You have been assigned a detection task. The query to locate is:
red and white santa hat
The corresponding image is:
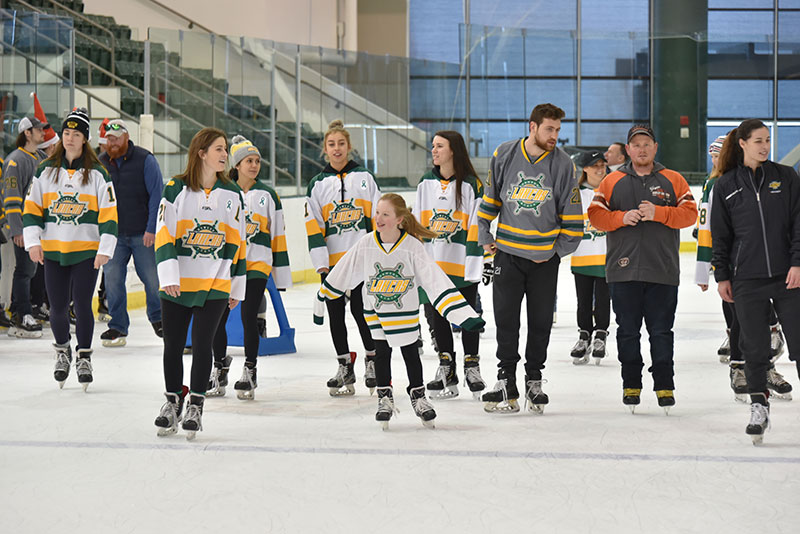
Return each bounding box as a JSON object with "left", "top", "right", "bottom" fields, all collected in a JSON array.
[
  {"left": 98, "top": 117, "right": 110, "bottom": 145},
  {"left": 31, "top": 92, "right": 59, "bottom": 149}
]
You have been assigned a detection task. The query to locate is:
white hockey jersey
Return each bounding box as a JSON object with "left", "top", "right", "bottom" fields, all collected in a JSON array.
[
  {"left": 242, "top": 182, "right": 292, "bottom": 289},
  {"left": 313, "top": 231, "right": 485, "bottom": 347},
  {"left": 570, "top": 186, "right": 607, "bottom": 278}
]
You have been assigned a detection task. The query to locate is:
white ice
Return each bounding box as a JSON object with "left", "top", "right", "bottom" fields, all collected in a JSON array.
[{"left": 1, "top": 253, "right": 799, "bottom": 534}]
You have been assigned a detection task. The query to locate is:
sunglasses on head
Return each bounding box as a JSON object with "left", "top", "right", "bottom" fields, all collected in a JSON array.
[{"left": 103, "top": 123, "right": 125, "bottom": 132}]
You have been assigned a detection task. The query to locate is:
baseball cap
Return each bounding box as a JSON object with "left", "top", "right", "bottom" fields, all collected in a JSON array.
[
  {"left": 103, "top": 119, "right": 128, "bottom": 137},
  {"left": 18, "top": 116, "right": 48, "bottom": 133},
  {"left": 627, "top": 124, "right": 656, "bottom": 143},
  {"left": 577, "top": 150, "right": 607, "bottom": 168}
]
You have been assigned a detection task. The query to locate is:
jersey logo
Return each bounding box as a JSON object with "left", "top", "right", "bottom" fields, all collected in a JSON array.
[
  {"left": 649, "top": 185, "right": 671, "bottom": 203},
  {"left": 507, "top": 172, "right": 551, "bottom": 215},
  {"left": 328, "top": 199, "right": 364, "bottom": 233},
  {"left": 584, "top": 218, "right": 606, "bottom": 240},
  {"left": 50, "top": 191, "right": 88, "bottom": 225},
  {"left": 367, "top": 263, "right": 414, "bottom": 309},
  {"left": 183, "top": 219, "right": 225, "bottom": 259},
  {"left": 428, "top": 209, "right": 462, "bottom": 243},
  {"left": 244, "top": 214, "right": 264, "bottom": 244},
  {"left": 769, "top": 181, "right": 781, "bottom": 192}
]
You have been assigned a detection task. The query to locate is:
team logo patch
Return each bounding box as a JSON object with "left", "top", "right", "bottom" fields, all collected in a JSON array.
[
  {"left": 50, "top": 191, "right": 88, "bottom": 225},
  {"left": 585, "top": 219, "right": 606, "bottom": 240},
  {"left": 428, "top": 209, "right": 462, "bottom": 243},
  {"left": 183, "top": 219, "right": 225, "bottom": 259},
  {"left": 507, "top": 172, "right": 551, "bottom": 215},
  {"left": 367, "top": 263, "right": 414, "bottom": 309},
  {"left": 328, "top": 200, "right": 364, "bottom": 233},
  {"left": 769, "top": 181, "right": 781, "bottom": 191},
  {"left": 618, "top": 257, "right": 630, "bottom": 268}
]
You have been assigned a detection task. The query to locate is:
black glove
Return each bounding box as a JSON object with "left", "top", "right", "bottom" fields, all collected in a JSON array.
[
  {"left": 482, "top": 262, "right": 494, "bottom": 285},
  {"left": 692, "top": 227, "right": 698, "bottom": 240}
]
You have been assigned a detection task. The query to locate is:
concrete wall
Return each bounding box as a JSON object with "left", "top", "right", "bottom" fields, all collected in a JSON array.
[{"left": 357, "top": 0, "right": 407, "bottom": 57}]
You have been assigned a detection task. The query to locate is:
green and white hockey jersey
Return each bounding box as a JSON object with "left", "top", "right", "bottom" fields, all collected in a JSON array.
[
  {"left": 242, "top": 182, "right": 291, "bottom": 288},
  {"left": 694, "top": 175, "right": 717, "bottom": 286}
]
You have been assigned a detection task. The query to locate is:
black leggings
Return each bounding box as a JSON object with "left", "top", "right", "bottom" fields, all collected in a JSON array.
[
  {"left": 44, "top": 258, "right": 98, "bottom": 349},
  {"left": 161, "top": 297, "right": 229, "bottom": 394},
  {"left": 321, "top": 276, "right": 374, "bottom": 356},
  {"left": 573, "top": 272, "right": 610, "bottom": 332},
  {"left": 213, "top": 277, "right": 269, "bottom": 365},
  {"left": 428, "top": 282, "right": 479, "bottom": 356},
  {"left": 374, "top": 338, "right": 424, "bottom": 392}
]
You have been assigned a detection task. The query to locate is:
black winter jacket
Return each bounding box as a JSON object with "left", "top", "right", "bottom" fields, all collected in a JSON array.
[{"left": 711, "top": 161, "right": 800, "bottom": 282}]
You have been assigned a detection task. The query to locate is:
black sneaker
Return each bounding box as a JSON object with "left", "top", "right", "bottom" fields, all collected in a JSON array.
[
  {"left": 101, "top": 328, "right": 128, "bottom": 347},
  {"left": 151, "top": 321, "right": 163, "bottom": 338}
]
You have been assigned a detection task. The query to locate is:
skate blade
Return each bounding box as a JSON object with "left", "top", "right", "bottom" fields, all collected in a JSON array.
[
  {"left": 527, "top": 404, "right": 545, "bottom": 415},
  {"left": 236, "top": 390, "right": 255, "bottom": 400},
  {"left": 186, "top": 431, "right": 197, "bottom": 441},
  {"left": 663, "top": 407, "right": 671, "bottom": 416},
  {"left": 380, "top": 421, "right": 389, "bottom": 431},
  {"left": 627, "top": 405, "right": 637, "bottom": 414},
  {"left": 421, "top": 419, "right": 435, "bottom": 429},
  {"left": 368, "top": 387, "right": 375, "bottom": 396},
  {"left": 483, "top": 399, "right": 520, "bottom": 413},
  {"left": 769, "top": 392, "right": 792, "bottom": 401},
  {"left": 751, "top": 434, "right": 764, "bottom": 446},
  {"left": 101, "top": 338, "right": 127, "bottom": 348},
  {"left": 57, "top": 380, "right": 66, "bottom": 389},
  {"left": 81, "top": 382, "right": 90, "bottom": 392},
  {"left": 206, "top": 388, "right": 226, "bottom": 397},
  {"left": 97, "top": 314, "right": 111, "bottom": 322},
  {"left": 472, "top": 391, "right": 482, "bottom": 401},
  {"left": 10, "top": 330, "right": 43, "bottom": 339},
  {"left": 329, "top": 385, "right": 355, "bottom": 397},
  {"left": 593, "top": 357, "right": 602, "bottom": 366},
  {"left": 719, "top": 355, "right": 730, "bottom": 364},
  {"left": 572, "top": 356, "right": 589, "bottom": 366},
  {"left": 431, "top": 387, "right": 459, "bottom": 400},
  {"left": 156, "top": 427, "right": 177, "bottom": 437},
  {"left": 734, "top": 394, "right": 748, "bottom": 403}
]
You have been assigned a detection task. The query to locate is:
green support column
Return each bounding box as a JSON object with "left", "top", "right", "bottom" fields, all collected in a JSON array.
[{"left": 652, "top": 0, "right": 707, "bottom": 176}]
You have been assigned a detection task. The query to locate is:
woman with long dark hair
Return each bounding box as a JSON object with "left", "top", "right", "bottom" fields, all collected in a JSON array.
[
  {"left": 711, "top": 119, "right": 800, "bottom": 444},
  {"left": 413, "top": 130, "right": 486, "bottom": 399}
]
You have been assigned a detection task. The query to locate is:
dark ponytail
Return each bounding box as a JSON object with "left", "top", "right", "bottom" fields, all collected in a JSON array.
[
  {"left": 717, "top": 119, "right": 768, "bottom": 176},
  {"left": 433, "top": 130, "right": 480, "bottom": 212}
]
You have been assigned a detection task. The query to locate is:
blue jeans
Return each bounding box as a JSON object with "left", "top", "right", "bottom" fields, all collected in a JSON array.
[
  {"left": 11, "top": 243, "right": 36, "bottom": 316},
  {"left": 609, "top": 281, "right": 678, "bottom": 391},
  {"left": 104, "top": 234, "right": 162, "bottom": 334}
]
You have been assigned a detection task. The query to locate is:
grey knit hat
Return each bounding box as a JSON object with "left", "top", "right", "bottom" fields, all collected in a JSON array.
[{"left": 230, "top": 135, "right": 261, "bottom": 168}]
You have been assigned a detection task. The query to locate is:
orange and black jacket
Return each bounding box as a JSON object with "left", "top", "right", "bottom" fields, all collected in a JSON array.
[{"left": 587, "top": 162, "right": 696, "bottom": 286}]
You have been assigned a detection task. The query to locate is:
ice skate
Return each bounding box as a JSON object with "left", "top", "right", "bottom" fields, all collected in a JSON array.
[
  {"left": 154, "top": 389, "right": 187, "bottom": 436},
  {"left": 97, "top": 300, "right": 111, "bottom": 322},
  {"left": 766, "top": 367, "right": 792, "bottom": 401},
  {"left": 769, "top": 324, "right": 785, "bottom": 364},
  {"left": 592, "top": 330, "right": 608, "bottom": 365},
  {"left": 524, "top": 376, "right": 549, "bottom": 414},
  {"left": 426, "top": 352, "right": 459, "bottom": 399},
  {"left": 623, "top": 388, "right": 641, "bottom": 414},
  {"left": 746, "top": 393, "right": 770, "bottom": 445},
  {"left": 151, "top": 321, "right": 163, "bottom": 339},
  {"left": 8, "top": 313, "right": 43, "bottom": 339},
  {"left": 0, "top": 309, "right": 11, "bottom": 333},
  {"left": 327, "top": 352, "right": 356, "bottom": 396},
  {"left": 53, "top": 342, "right": 72, "bottom": 388},
  {"left": 100, "top": 328, "right": 127, "bottom": 347},
  {"left": 463, "top": 354, "right": 486, "bottom": 400},
  {"left": 570, "top": 330, "right": 590, "bottom": 365},
  {"left": 409, "top": 386, "right": 436, "bottom": 428},
  {"left": 32, "top": 304, "right": 50, "bottom": 326},
  {"left": 234, "top": 362, "right": 258, "bottom": 400},
  {"left": 75, "top": 349, "right": 93, "bottom": 392},
  {"left": 482, "top": 369, "right": 520, "bottom": 413},
  {"left": 182, "top": 394, "right": 205, "bottom": 441},
  {"left": 364, "top": 352, "right": 377, "bottom": 395},
  {"left": 729, "top": 367, "right": 748, "bottom": 403},
  {"left": 718, "top": 329, "right": 730, "bottom": 363},
  {"left": 207, "top": 355, "right": 233, "bottom": 397},
  {"left": 656, "top": 390, "right": 675, "bottom": 415},
  {"left": 375, "top": 386, "right": 397, "bottom": 430}
]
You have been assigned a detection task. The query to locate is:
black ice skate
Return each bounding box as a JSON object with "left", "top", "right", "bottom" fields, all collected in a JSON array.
[
  {"left": 100, "top": 328, "right": 127, "bottom": 347},
  {"left": 729, "top": 366, "right": 748, "bottom": 403},
  {"left": 426, "top": 352, "right": 459, "bottom": 399},
  {"left": 207, "top": 355, "right": 233, "bottom": 397},
  {"left": 364, "top": 352, "right": 377, "bottom": 395},
  {"left": 375, "top": 386, "right": 397, "bottom": 430},
  {"left": 9, "top": 313, "right": 43, "bottom": 339},
  {"left": 182, "top": 394, "right": 205, "bottom": 441},
  {"left": 570, "top": 330, "right": 591, "bottom": 365},
  {"left": 656, "top": 390, "right": 675, "bottom": 415},
  {"left": 769, "top": 324, "right": 785, "bottom": 364},
  {"left": 746, "top": 393, "right": 770, "bottom": 445},
  {"left": 524, "top": 376, "right": 549, "bottom": 414},
  {"left": 463, "top": 354, "right": 486, "bottom": 399},
  {"left": 234, "top": 362, "right": 258, "bottom": 400},
  {"left": 32, "top": 304, "right": 50, "bottom": 325},
  {"left": 327, "top": 352, "right": 356, "bottom": 396},
  {"left": 409, "top": 386, "right": 436, "bottom": 428},
  {"left": 482, "top": 368, "right": 520, "bottom": 413},
  {"left": 97, "top": 299, "right": 111, "bottom": 322},
  {"left": 53, "top": 342, "right": 72, "bottom": 388},
  {"left": 623, "top": 388, "right": 641, "bottom": 414},
  {"left": 766, "top": 367, "right": 792, "bottom": 401},
  {"left": 718, "top": 329, "right": 731, "bottom": 363},
  {"left": 75, "top": 349, "right": 93, "bottom": 392},
  {"left": 155, "top": 388, "right": 187, "bottom": 436},
  {"left": 592, "top": 330, "right": 608, "bottom": 365}
]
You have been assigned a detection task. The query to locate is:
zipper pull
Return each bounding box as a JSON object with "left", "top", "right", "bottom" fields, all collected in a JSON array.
[{"left": 756, "top": 191, "right": 760, "bottom": 202}]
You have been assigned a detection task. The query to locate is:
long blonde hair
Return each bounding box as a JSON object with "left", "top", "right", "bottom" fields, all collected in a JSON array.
[
  {"left": 322, "top": 119, "right": 353, "bottom": 162},
  {"left": 380, "top": 193, "right": 437, "bottom": 241}
]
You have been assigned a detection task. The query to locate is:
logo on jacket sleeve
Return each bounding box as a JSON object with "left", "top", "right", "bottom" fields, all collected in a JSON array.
[
  {"left": 428, "top": 209, "right": 462, "bottom": 243},
  {"left": 328, "top": 199, "right": 364, "bottom": 233},
  {"left": 368, "top": 263, "right": 414, "bottom": 309},
  {"left": 50, "top": 191, "right": 88, "bottom": 225},
  {"left": 183, "top": 219, "right": 225, "bottom": 258},
  {"left": 507, "top": 172, "right": 551, "bottom": 215}
]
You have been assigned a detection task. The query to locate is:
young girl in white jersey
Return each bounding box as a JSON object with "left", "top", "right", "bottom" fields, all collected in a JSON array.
[{"left": 314, "top": 194, "right": 485, "bottom": 429}]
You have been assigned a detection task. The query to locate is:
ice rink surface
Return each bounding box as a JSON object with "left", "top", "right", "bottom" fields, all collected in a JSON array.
[{"left": 1, "top": 253, "right": 799, "bottom": 534}]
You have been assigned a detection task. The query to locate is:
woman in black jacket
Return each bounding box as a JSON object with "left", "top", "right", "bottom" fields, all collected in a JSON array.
[{"left": 711, "top": 118, "right": 800, "bottom": 445}]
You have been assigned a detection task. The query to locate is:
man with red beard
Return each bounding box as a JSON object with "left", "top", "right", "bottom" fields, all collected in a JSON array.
[
  {"left": 476, "top": 103, "right": 583, "bottom": 414},
  {"left": 98, "top": 119, "right": 164, "bottom": 346}
]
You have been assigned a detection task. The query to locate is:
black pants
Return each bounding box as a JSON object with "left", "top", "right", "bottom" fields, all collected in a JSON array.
[
  {"left": 374, "top": 338, "right": 424, "bottom": 392},
  {"left": 11, "top": 243, "right": 36, "bottom": 316},
  {"left": 213, "top": 277, "right": 269, "bottom": 365},
  {"left": 161, "top": 297, "right": 229, "bottom": 394},
  {"left": 321, "top": 276, "right": 374, "bottom": 356},
  {"left": 428, "top": 282, "right": 479, "bottom": 356},
  {"left": 44, "top": 258, "right": 98, "bottom": 349},
  {"left": 31, "top": 262, "right": 47, "bottom": 308},
  {"left": 573, "top": 272, "right": 610, "bottom": 332},
  {"left": 732, "top": 277, "right": 800, "bottom": 394},
  {"left": 725, "top": 301, "right": 744, "bottom": 365},
  {"left": 492, "top": 250, "right": 560, "bottom": 380}
]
